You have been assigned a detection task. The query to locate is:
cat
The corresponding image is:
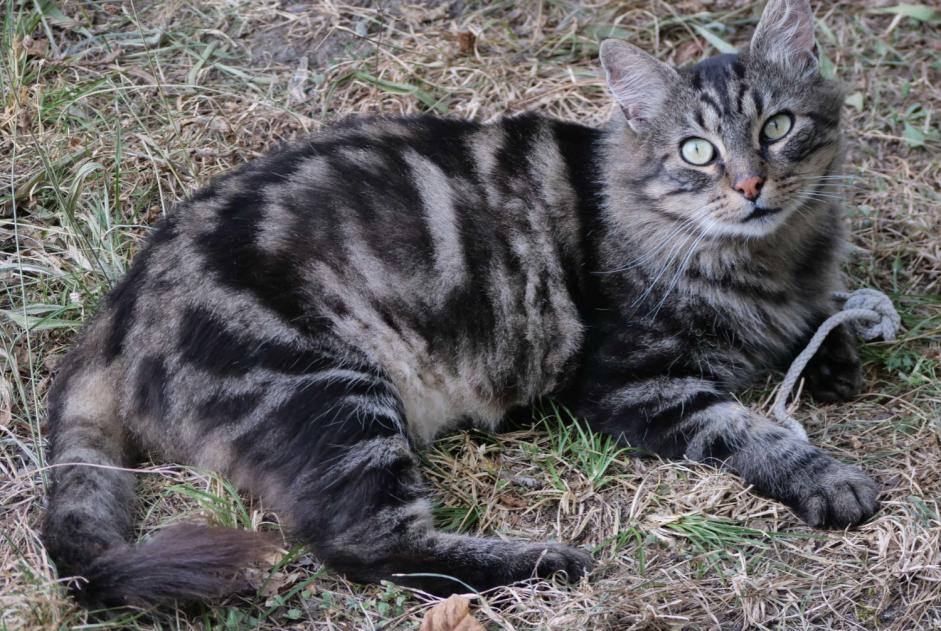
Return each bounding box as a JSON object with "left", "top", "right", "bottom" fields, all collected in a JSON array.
[{"left": 43, "top": 0, "right": 879, "bottom": 608}]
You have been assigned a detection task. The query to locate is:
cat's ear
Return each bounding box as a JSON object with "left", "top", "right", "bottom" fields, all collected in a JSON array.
[
  {"left": 599, "top": 39, "right": 678, "bottom": 133},
  {"left": 750, "top": 0, "right": 818, "bottom": 76}
]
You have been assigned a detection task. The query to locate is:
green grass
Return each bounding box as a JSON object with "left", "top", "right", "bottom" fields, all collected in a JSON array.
[{"left": 538, "top": 402, "right": 635, "bottom": 492}]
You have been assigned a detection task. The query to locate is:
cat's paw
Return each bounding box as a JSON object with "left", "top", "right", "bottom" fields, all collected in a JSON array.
[
  {"left": 789, "top": 456, "right": 880, "bottom": 528},
  {"left": 523, "top": 543, "right": 594, "bottom": 583},
  {"left": 803, "top": 325, "right": 863, "bottom": 402}
]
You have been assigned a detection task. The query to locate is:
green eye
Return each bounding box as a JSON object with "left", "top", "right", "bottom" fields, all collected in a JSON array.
[
  {"left": 762, "top": 112, "right": 793, "bottom": 141},
  {"left": 680, "top": 137, "right": 716, "bottom": 166}
]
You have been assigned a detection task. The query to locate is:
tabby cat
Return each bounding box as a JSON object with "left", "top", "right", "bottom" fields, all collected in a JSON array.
[{"left": 44, "top": 0, "right": 879, "bottom": 607}]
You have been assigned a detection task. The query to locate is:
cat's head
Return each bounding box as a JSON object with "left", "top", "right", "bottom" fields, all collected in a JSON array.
[{"left": 600, "top": 0, "right": 844, "bottom": 238}]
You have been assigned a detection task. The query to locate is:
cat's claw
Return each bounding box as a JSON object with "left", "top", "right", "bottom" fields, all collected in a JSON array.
[{"left": 791, "top": 458, "right": 880, "bottom": 528}]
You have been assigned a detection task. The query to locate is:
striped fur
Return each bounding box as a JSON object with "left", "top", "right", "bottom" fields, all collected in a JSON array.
[{"left": 44, "top": 0, "right": 877, "bottom": 608}]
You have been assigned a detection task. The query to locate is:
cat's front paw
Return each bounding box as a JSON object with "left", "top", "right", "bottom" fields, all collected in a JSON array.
[
  {"left": 802, "top": 324, "right": 863, "bottom": 402},
  {"left": 788, "top": 455, "right": 880, "bottom": 528}
]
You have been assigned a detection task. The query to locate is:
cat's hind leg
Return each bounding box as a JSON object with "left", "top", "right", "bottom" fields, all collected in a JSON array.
[{"left": 221, "top": 352, "right": 592, "bottom": 596}]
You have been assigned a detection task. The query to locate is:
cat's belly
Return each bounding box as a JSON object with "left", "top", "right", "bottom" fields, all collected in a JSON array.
[
  {"left": 387, "top": 358, "right": 509, "bottom": 445},
  {"left": 329, "top": 301, "right": 582, "bottom": 445},
  {"left": 334, "top": 319, "right": 520, "bottom": 444},
  {"left": 344, "top": 328, "right": 511, "bottom": 443}
]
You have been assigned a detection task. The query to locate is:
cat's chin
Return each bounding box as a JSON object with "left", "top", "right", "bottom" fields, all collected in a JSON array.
[{"left": 704, "top": 205, "right": 794, "bottom": 239}]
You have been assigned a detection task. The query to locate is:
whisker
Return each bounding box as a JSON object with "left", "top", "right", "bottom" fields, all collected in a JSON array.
[
  {"left": 791, "top": 175, "right": 861, "bottom": 181},
  {"left": 595, "top": 203, "right": 714, "bottom": 274},
  {"left": 628, "top": 205, "right": 718, "bottom": 310},
  {"left": 629, "top": 226, "right": 702, "bottom": 309},
  {"left": 646, "top": 221, "right": 711, "bottom": 318}
]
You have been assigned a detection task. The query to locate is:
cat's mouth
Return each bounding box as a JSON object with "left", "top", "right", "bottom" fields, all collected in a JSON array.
[{"left": 742, "top": 205, "right": 781, "bottom": 223}]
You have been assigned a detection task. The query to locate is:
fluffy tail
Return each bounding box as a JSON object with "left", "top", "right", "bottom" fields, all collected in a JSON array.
[
  {"left": 56, "top": 524, "right": 279, "bottom": 607},
  {"left": 43, "top": 363, "right": 277, "bottom": 608}
]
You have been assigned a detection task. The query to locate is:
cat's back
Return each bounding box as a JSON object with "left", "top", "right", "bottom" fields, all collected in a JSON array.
[{"left": 164, "top": 114, "right": 585, "bottom": 311}]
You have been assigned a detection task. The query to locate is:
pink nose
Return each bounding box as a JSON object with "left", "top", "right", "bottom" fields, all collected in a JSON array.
[{"left": 733, "top": 175, "right": 765, "bottom": 201}]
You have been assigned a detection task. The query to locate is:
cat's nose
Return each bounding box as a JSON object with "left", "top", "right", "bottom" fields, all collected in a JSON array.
[{"left": 733, "top": 175, "right": 765, "bottom": 201}]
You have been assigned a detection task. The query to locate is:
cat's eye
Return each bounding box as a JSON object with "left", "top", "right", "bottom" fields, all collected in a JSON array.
[
  {"left": 679, "top": 137, "right": 716, "bottom": 166},
  {"left": 762, "top": 112, "right": 793, "bottom": 141}
]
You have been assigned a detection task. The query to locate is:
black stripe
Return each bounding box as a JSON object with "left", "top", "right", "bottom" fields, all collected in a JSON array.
[
  {"left": 197, "top": 389, "right": 264, "bottom": 429},
  {"left": 805, "top": 111, "right": 838, "bottom": 128},
  {"left": 177, "top": 307, "right": 335, "bottom": 377},
  {"left": 751, "top": 90, "right": 763, "bottom": 116},
  {"left": 627, "top": 162, "right": 666, "bottom": 188},
  {"left": 553, "top": 119, "right": 604, "bottom": 306},
  {"left": 667, "top": 167, "right": 713, "bottom": 193},
  {"left": 735, "top": 83, "right": 747, "bottom": 114},
  {"left": 103, "top": 217, "right": 177, "bottom": 361},
  {"left": 325, "top": 141, "right": 437, "bottom": 269},
  {"left": 135, "top": 355, "right": 169, "bottom": 422},
  {"left": 234, "top": 379, "right": 403, "bottom": 480},
  {"left": 781, "top": 127, "right": 834, "bottom": 162},
  {"left": 104, "top": 252, "right": 148, "bottom": 361},
  {"left": 196, "top": 149, "right": 313, "bottom": 329},
  {"left": 684, "top": 267, "right": 790, "bottom": 304},
  {"left": 700, "top": 93, "right": 722, "bottom": 115},
  {"left": 640, "top": 391, "right": 726, "bottom": 458},
  {"left": 645, "top": 390, "right": 725, "bottom": 430}
]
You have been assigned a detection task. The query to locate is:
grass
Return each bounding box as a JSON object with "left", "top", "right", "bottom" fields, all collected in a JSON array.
[{"left": 1, "top": 0, "right": 939, "bottom": 629}]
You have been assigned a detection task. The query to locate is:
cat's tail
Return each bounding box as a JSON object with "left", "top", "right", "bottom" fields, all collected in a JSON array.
[
  {"left": 42, "top": 357, "right": 278, "bottom": 608},
  {"left": 47, "top": 522, "right": 279, "bottom": 607}
]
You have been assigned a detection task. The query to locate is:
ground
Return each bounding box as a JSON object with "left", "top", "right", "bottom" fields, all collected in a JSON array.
[{"left": 1, "top": 1, "right": 939, "bottom": 629}]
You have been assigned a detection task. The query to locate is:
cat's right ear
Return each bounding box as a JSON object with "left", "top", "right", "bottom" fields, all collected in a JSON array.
[
  {"left": 599, "top": 40, "right": 678, "bottom": 133},
  {"left": 749, "top": 0, "right": 818, "bottom": 76}
]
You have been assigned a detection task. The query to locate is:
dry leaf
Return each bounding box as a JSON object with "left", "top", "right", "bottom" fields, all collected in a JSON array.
[
  {"left": 419, "top": 595, "right": 485, "bottom": 631},
  {"left": 456, "top": 31, "right": 476, "bottom": 56},
  {"left": 498, "top": 492, "right": 527, "bottom": 509},
  {"left": 672, "top": 39, "right": 703, "bottom": 66}
]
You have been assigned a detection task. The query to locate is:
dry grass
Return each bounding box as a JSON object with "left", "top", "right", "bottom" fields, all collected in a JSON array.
[{"left": 2, "top": 0, "right": 940, "bottom": 629}]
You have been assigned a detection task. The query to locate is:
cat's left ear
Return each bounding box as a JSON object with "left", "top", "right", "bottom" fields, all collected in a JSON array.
[
  {"left": 750, "top": 0, "right": 818, "bottom": 76},
  {"left": 599, "top": 39, "right": 679, "bottom": 133}
]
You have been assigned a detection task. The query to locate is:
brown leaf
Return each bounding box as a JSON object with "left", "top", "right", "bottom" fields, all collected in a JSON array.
[
  {"left": 498, "top": 492, "right": 527, "bottom": 509},
  {"left": 420, "top": 595, "right": 486, "bottom": 631},
  {"left": 27, "top": 37, "right": 48, "bottom": 58},
  {"left": 672, "top": 40, "right": 702, "bottom": 66},
  {"left": 456, "top": 31, "right": 476, "bottom": 56}
]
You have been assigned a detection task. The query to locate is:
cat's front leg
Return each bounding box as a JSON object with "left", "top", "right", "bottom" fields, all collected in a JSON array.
[
  {"left": 568, "top": 373, "right": 879, "bottom": 527},
  {"left": 685, "top": 401, "right": 879, "bottom": 527}
]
